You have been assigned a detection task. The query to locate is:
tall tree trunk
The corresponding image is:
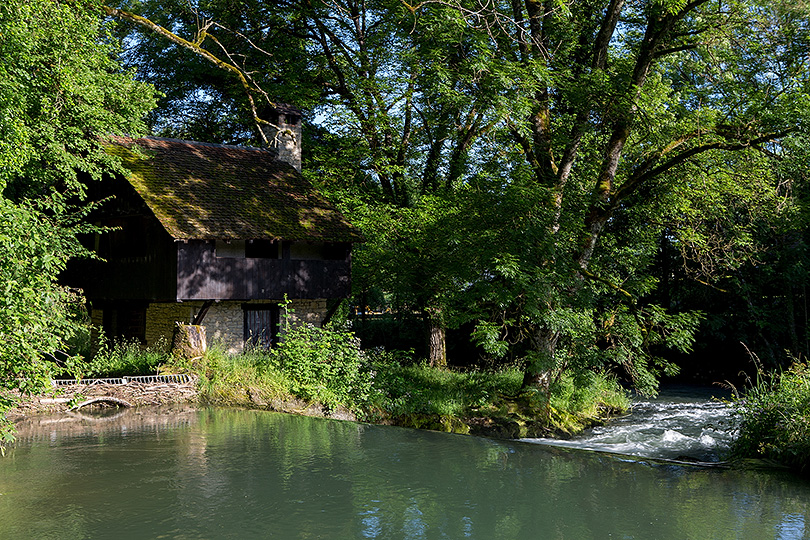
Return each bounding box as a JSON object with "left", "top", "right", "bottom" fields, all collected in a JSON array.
[
  {"left": 521, "top": 327, "right": 559, "bottom": 391},
  {"left": 426, "top": 307, "right": 447, "bottom": 368},
  {"left": 802, "top": 283, "right": 810, "bottom": 358}
]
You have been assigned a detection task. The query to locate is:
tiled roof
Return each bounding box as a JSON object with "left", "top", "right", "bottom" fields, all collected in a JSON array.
[{"left": 105, "top": 137, "right": 363, "bottom": 243}]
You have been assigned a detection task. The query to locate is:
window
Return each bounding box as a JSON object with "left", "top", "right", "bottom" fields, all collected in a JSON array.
[
  {"left": 102, "top": 303, "right": 147, "bottom": 343},
  {"left": 323, "top": 242, "right": 351, "bottom": 261},
  {"left": 243, "top": 304, "right": 280, "bottom": 349},
  {"left": 246, "top": 239, "right": 279, "bottom": 259},
  {"left": 284, "top": 241, "right": 350, "bottom": 260},
  {"left": 215, "top": 240, "right": 246, "bottom": 258},
  {"left": 289, "top": 242, "right": 324, "bottom": 260}
]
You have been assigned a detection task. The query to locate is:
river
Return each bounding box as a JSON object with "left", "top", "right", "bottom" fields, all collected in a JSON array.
[
  {"left": 523, "top": 384, "right": 736, "bottom": 462},
  {"left": 1, "top": 392, "right": 809, "bottom": 539}
]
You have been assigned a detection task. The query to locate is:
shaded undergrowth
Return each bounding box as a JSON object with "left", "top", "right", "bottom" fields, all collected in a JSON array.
[{"left": 81, "top": 336, "right": 171, "bottom": 378}]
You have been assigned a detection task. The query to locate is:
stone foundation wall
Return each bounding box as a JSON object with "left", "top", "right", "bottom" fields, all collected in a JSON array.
[
  {"left": 143, "top": 299, "right": 328, "bottom": 354},
  {"left": 285, "top": 298, "right": 329, "bottom": 326}
]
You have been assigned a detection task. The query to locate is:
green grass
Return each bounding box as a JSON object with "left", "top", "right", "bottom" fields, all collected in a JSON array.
[
  {"left": 731, "top": 362, "right": 810, "bottom": 474},
  {"left": 370, "top": 361, "right": 523, "bottom": 417},
  {"left": 81, "top": 337, "right": 171, "bottom": 378},
  {"left": 79, "top": 332, "right": 630, "bottom": 437},
  {"left": 367, "top": 353, "right": 629, "bottom": 434},
  {"left": 548, "top": 370, "right": 631, "bottom": 433}
]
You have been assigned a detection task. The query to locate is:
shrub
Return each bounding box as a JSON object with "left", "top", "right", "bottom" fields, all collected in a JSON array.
[
  {"left": 267, "top": 319, "right": 373, "bottom": 411},
  {"left": 181, "top": 304, "right": 373, "bottom": 414},
  {"left": 731, "top": 362, "right": 810, "bottom": 473}
]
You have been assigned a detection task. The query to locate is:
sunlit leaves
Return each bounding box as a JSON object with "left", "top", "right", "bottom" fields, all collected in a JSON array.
[
  {"left": 107, "top": 0, "right": 810, "bottom": 394},
  {"left": 0, "top": 0, "right": 156, "bottom": 433},
  {"left": 0, "top": 0, "right": 156, "bottom": 198},
  {"left": 0, "top": 199, "right": 84, "bottom": 387}
]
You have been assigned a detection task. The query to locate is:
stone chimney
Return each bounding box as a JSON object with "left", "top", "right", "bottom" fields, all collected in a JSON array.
[{"left": 260, "top": 104, "right": 302, "bottom": 171}]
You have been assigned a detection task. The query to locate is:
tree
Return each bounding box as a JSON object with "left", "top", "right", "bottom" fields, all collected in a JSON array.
[
  {"left": 414, "top": 0, "right": 810, "bottom": 393},
  {"left": 0, "top": 0, "right": 156, "bottom": 442},
  {"left": 652, "top": 131, "right": 810, "bottom": 376},
  {"left": 105, "top": 0, "right": 506, "bottom": 366},
  {"left": 103, "top": 0, "right": 809, "bottom": 393}
]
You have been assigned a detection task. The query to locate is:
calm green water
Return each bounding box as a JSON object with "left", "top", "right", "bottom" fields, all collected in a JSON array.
[{"left": 1, "top": 407, "right": 809, "bottom": 539}]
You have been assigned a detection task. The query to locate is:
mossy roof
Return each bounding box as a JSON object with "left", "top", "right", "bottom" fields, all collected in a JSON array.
[{"left": 105, "top": 136, "right": 363, "bottom": 243}]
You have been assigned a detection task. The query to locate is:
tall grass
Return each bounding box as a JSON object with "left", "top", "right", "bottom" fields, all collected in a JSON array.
[
  {"left": 191, "top": 345, "right": 291, "bottom": 407},
  {"left": 731, "top": 362, "right": 810, "bottom": 473},
  {"left": 82, "top": 337, "right": 170, "bottom": 378}
]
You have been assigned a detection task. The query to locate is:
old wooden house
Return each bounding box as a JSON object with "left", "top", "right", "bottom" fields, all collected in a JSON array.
[{"left": 65, "top": 118, "right": 362, "bottom": 353}]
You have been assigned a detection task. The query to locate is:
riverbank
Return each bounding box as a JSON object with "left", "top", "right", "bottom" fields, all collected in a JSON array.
[
  {"left": 4, "top": 377, "right": 200, "bottom": 421},
  {"left": 4, "top": 328, "right": 629, "bottom": 441},
  {"left": 6, "top": 365, "right": 628, "bottom": 441},
  {"left": 730, "top": 362, "right": 810, "bottom": 475}
]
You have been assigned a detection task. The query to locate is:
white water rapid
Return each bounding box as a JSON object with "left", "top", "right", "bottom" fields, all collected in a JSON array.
[{"left": 524, "top": 385, "right": 737, "bottom": 463}]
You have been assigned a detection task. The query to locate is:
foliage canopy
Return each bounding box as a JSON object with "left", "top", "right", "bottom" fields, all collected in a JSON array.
[
  {"left": 0, "top": 0, "right": 156, "bottom": 435},
  {"left": 76, "top": 0, "right": 810, "bottom": 395}
]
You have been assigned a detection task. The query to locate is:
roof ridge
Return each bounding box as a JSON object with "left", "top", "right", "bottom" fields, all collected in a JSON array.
[{"left": 143, "top": 136, "right": 271, "bottom": 153}]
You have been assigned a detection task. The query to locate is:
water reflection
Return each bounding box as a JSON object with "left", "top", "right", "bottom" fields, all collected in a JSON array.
[{"left": 1, "top": 407, "right": 809, "bottom": 539}]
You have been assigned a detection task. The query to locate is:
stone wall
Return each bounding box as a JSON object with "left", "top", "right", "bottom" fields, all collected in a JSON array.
[
  {"left": 285, "top": 298, "right": 329, "bottom": 326},
  {"left": 143, "top": 299, "right": 328, "bottom": 353}
]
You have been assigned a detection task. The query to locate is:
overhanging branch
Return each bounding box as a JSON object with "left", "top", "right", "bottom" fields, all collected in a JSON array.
[
  {"left": 101, "top": 5, "right": 279, "bottom": 143},
  {"left": 615, "top": 128, "right": 796, "bottom": 202}
]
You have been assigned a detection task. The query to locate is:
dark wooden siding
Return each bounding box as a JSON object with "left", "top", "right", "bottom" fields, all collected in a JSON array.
[
  {"left": 63, "top": 217, "right": 177, "bottom": 302},
  {"left": 177, "top": 240, "right": 351, "bottom": 301}
]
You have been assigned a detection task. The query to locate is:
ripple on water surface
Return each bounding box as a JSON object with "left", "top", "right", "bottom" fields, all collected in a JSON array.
[
  {"left": 524, "top": 385, "right": 737, "bottom": 462},
  {"left": 2, "top": 405, "right": 810, "bottom": 540}
]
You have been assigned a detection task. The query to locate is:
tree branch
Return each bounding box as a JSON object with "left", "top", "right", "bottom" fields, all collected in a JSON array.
[
  {"left": 100, "top": 5, "right": 279, "bottom": 144},
  {"left": 615, "top": 129, "right": 797, "bottom": 202}
]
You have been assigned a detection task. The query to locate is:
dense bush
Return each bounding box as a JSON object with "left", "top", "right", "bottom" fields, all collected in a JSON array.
[
  {"left": 268, "top": 321, "right": 373, "bottom": 410},
  {"left": 731, "top": 363, "right": 810, "bottom": 473}
]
